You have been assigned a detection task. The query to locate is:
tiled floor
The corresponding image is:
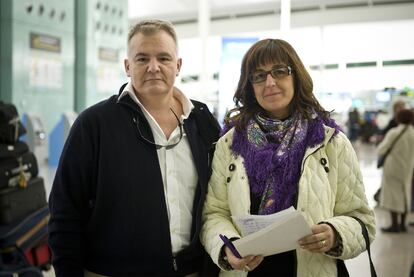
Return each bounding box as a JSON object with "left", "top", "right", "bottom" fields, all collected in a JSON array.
[{"left": 42, "top": 141, "right": 414, "bottom": 277}]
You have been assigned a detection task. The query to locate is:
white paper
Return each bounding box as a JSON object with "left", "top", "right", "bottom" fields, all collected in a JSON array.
[
  {"left": 232, "top": 207, "right": 312, "bottom": 257},
  {"left": 232, "top": 206, "right": 296, "bottom": 236}
]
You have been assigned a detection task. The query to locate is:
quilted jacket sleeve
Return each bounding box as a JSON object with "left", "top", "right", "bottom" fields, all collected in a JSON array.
[
  {"left": 324, "top": 132, "right": 376, "bottom": 260},
  {"left": 200, "top": 131, "right": 242, "bottom": 270}
]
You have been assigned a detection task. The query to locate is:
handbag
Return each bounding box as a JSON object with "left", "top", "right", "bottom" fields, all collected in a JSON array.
[
  {"left": 377, "top": 126, "right": 408, "bottom": 168},
  {"left": 376, "top": 155, "right": 386, "bottom": 169},
  {"left": 337, "top": 217, "right": 377, "bottom": 277}
]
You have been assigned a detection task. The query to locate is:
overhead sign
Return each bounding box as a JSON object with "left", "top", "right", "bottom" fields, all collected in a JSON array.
[{"left": 30, "top": 33, "right": 61, "bottom": 53}]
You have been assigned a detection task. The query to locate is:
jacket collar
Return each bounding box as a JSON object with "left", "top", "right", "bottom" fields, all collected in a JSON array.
[
  {"left": 116, "top": 90, "right": 143, "bottom": 115},
  {"left": 117, "top": 82, "right": 194, "bottom": 120},
  {"left": 303, "top": 125, "right": 336, "bottom": 158}
]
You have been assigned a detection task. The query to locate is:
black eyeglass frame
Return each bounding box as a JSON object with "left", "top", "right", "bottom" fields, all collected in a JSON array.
[
  {"left": 249, "top": 65, "right": 293, "bottom": 84},
  {"left": 135, "top": 108, "right": 183, "bottom": 150}
]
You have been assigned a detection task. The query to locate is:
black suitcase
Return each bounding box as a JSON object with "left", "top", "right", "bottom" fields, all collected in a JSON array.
[
  {"left": 0, "top": 101, "right": 26, "bottom": 144},
  {"left": 0, "top": 267, "right": 42, "bottom": 276},
  {"left": 0, "top": 141, "right": 29, "bottom": 159},
  {"left": 0, "top": 206, "right": 50, "bottom": 275},
  {"left": 0, "top": 177, "right": 46, "bottom": 224},
  {"left": 0, "top": 151, "right": 38, "bottom": 190}
]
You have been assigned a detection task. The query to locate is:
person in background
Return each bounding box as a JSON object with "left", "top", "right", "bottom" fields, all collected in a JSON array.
[
  {"left": 48, "top": 19, "right": 220, "bottom": 276},
  {"left": 375, "top": 109, "right": 389, "bottom": 132},
  {"left": 381, "top": 100, "right": 406, "bottom": 136},
  {"left": 347, "top": 107, "right": 361, "bottom": 142},
  {"left": 378, "top": 108, "right": 414, "bottom": 233},
  {"left": 200, "top": 38, "right": 375, "bottom": 276},
  {"left": 373, "top": 101, "right": 406, "bottom": 203},
  {"left": 375, "top": 109, "right": 389, "bottom": 145}
]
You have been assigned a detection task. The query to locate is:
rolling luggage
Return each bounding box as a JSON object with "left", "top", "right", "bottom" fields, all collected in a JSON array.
[
  {"left": 0, "top": 267, "right": 42, "bottom": 276},
  {"left": 0, "top": 177, "right": 47, "bottom": 224},
  {"left": 0, "top": 151, "right": 38, "bottom": 190},
  {"left": 0, "top": 206, "right": 51, "bottom": 275},
  {"left": 0, "top": 141, "right": 29, "bottom": 160},
  {"left": 0, "top": 101, "right": 26, "bottom": 144}
]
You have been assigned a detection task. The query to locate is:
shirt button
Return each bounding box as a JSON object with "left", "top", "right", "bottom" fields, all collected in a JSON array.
[
  {"left": 229, "top": 164, "right": 236, "bottom": 171},
  {"left": 320, "top": 158, "right": 327, "bottom": 165},
  {"left": 226, "top": 177, "right": 231, "bottom": 183}
]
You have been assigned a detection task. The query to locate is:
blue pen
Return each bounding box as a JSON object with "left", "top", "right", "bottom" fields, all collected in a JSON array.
[{"left": 219, "top": 234, "right": 242, "bottom": 259}]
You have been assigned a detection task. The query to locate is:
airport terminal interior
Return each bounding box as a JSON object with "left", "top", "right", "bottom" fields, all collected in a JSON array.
[{"left": 1, "top": 0, "right": 414, "bottom": 276}]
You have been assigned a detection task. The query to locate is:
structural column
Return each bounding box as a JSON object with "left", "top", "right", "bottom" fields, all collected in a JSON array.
[
  {"left": 198, "top": 0, "right": 210, "bottom": 98},
  {"left": 280, "top": 0, "right": 291, "bottom": 37}
]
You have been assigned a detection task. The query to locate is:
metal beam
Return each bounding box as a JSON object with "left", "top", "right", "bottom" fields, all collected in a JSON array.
[{"left": 168, "top": 2, "right": 414, "bottom": 38}]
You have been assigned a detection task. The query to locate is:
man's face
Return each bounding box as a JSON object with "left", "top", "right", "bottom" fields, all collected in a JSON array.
[{"left": 124, "top": 30, "right": 182, "bottom": 99}]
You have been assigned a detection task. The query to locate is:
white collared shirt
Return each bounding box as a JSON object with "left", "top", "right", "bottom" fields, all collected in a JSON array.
[{"left": 118, "top": 82, "right": 198, "bottom": 254}]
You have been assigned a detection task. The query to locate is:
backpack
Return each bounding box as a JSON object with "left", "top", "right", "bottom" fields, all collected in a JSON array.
[{"left": 0, "top": 101, "right": 26, "bottom": 144}]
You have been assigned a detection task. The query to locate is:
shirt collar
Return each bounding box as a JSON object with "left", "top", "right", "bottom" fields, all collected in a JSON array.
[{"left": 118, "top": 81, "right": 194, "bottom": 120}]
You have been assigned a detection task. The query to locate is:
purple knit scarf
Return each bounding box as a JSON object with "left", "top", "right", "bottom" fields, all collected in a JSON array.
[{"left": 228, "top": 114, "right": 340, "bottom": 215}]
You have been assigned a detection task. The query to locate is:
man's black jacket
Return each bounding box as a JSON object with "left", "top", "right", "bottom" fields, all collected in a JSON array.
[{"left": 48, "top": 85, "right": 220, "bottom": 276}]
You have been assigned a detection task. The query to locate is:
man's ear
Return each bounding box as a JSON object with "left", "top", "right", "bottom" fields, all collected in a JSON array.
[
  {"left": 176, "top": 58, "right": 182, "bottom": 76},
  {"left": 124, "top": 59, "right": 130, "bottom": 77}
]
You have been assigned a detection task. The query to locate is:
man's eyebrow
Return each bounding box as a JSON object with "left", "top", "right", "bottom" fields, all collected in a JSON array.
[
  {"left": 133, "top": 52, "right": 173, "bottom": 58},
  {"left": 157, "top": 52, "right": 173, "bottom": 57},
  {"left": 134, "top": 52, "right": 148, "bottom": 57}
]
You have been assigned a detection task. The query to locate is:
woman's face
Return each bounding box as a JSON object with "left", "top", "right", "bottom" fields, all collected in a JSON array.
[{"left": 250, "top": 63, "right": 294, "bottom": 119}]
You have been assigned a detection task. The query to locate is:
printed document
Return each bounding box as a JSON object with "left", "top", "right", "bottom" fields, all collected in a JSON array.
[{"left": 231, "top": 206, "right": 312, "bottom": 257}]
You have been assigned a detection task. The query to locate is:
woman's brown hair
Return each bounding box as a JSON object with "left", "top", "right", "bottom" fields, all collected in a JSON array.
[
  {"left": 224, "top": 39, "right": 329, "bottom": 130},
  {"left": 396, "top": 109, "right": 414, "bottom": 125}
]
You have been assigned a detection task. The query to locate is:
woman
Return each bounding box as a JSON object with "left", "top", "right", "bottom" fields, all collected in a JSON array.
[
  {"left": 378, "top": 108, "right": 414, "bottom": 233},
  {"left": 200, "top": 39, "right": 375, "bottom": 276}
]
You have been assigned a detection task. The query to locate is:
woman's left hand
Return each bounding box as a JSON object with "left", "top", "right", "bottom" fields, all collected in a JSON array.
[{"left": 298, "top": 223, "right": 336, "bottom": 253}]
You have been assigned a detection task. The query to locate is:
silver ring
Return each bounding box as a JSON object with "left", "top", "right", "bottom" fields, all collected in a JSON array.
[{"left": 321, "top": 240, "right": 326, "bottom": 246}]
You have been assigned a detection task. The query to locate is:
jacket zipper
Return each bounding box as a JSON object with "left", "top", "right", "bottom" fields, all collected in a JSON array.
[
  {"left": 300, "top": 144, "right": 324, "bottom": 175},
  {"left": 294, "top": 144, "right": 325, "bottom": 209},
  {"left": 299, "top": 127, "right": 335, "bottom": 176},
  {"left": 292, "top": 143, "right": 325, "bottom": 275}
]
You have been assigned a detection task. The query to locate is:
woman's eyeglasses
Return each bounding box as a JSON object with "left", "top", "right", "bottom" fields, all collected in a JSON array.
[
  {"left": 249, "top": 65, "right": 292, "bottom": 84},
  {"left": 135, "top": 108, "right": 183, "bottom": 150}
]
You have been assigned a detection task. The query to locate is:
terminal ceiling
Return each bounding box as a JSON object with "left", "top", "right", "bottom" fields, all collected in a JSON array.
[{"left": 128, "top": 0, "right": 414, "bottom": 25}]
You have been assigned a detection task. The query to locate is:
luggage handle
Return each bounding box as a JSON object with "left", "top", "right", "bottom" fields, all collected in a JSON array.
[{"left": 8, "top": 116, "right": 20, "bottom": 142}]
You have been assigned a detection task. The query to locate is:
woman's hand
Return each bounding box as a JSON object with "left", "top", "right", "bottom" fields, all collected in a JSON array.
[
  {"left": 224, "top": 246, "right": 264, "bottom": 272},
  {"left": 298, "top": 223, "right": 337, "bottom": 253}
]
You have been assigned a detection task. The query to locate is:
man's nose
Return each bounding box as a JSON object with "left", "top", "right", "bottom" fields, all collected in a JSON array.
[{"left": 147, "top": 58, "right": 160, "bottom": 72}]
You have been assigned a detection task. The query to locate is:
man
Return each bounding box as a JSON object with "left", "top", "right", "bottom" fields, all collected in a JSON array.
[
  {"left": 382, "top": 100, "right": 405, "bottom": 136},
  {"left": 48, "top": 19, "right": 220, "bottom": 276},
  {"left": 347, "top": 107, "right": 360, "bottom": 142}
]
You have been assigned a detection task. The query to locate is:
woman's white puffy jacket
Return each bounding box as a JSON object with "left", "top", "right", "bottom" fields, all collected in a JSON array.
[{"left": 200, "top": 126, "right": 375, "bottom": 277}]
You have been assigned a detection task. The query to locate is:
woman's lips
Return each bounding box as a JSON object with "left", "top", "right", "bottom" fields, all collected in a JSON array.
[{"left": 264, "top": 91, "right": 282, "bottom": 98}]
